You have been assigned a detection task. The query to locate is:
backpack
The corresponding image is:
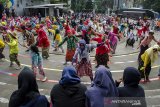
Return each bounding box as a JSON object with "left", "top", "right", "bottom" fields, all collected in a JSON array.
[{"left": 20, "top": 95, "right": 49, "bottom": 107}]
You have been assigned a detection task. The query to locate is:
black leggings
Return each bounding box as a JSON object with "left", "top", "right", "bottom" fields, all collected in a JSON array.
[{"left": 138, "top": 45, "right": 149, "bottom": 62}]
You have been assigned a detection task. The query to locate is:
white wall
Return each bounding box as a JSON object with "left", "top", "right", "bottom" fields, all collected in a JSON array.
[
  {"left": 14, "top": 0, "right": 32, "bottom": 16},
  {"left": 15, "top": 0, "right": 50, "bottom": 16}
]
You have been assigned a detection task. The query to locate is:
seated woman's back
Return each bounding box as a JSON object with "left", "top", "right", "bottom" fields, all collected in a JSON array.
[
  {"left": 9, "top": 67, "right": 49, "bottom": 107},
  {"left": 50, "top": 66, "right": 87, "bottom": 107},
  {"left": 85, "top": 66, "right": 119, "bottom": 107},
  {"left": 117, "top": 67, "right": 146, "bottom": 107}
]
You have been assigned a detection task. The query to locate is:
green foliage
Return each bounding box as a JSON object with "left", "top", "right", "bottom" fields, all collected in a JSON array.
[
  {"left": 85, "top": 0, "right": 94, "bottom": 12},
  {"left": 71, "top": 0, "right": 86, "bottom": 12},
  {"left": 0, "top": 0, "right": 6, "bottom": 5},
  {"left": 70, "top": 0, "right": 113, "bottom": 13},
  {"left": 143, "top": 0, "right": 160, "bottom": 13}
]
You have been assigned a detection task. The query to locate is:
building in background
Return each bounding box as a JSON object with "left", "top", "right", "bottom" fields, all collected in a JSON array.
[{"left": 14, "top": 0, "right": 68, "bottom": 16}]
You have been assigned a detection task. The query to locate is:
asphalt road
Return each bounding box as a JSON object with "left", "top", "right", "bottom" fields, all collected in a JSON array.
[{"left": 0, "top": 32, "right": 160, "bottom": 107}]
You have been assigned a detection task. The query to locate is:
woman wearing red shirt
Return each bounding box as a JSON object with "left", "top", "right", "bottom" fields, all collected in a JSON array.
[
  {"left": 37, "top": 29, "right": 50, "bottom": 59},
  {"left": 92, "top": 34, "right": 111, "bottom": 68}
]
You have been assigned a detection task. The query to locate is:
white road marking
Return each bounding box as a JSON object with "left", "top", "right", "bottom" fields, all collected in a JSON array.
[
  {"left": 45, "top": 95, "right": 50, "bottom": 100},
  {"left": 0, "top": 82, "right": 7, "bottom": 85},
  {"left": 3, "top": 59, "right": 160, "bottom": 73},
  {"left": 147, "top": 95, "right": 160, "bottom": 98},
  {"left": 113, "top": 60, "right": 136, "bottom": 64},
  {"left": 0, "top": 97, "right": 9, "bottom": 104},
  {"left": 145, "top": 89, "right": 160, "bottom": 92},
  {"left": 39, "top": 89, "right": 44, "bottom": 92}
]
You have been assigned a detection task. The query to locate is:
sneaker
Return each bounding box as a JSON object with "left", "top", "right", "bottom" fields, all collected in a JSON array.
[
  {"left": 63, "top": 62, "right": 67, "bottom": 65},
  {"left": 16, "top": 66, "right": 22, "bottom": 70},
  {"left": 41, "top": 77, "right": 47, "bottom": 82},
  {"left": 146, "top": 79, "right": 151, "bottom": 82},
  {"left": 0, "top": 58, "right": 5, "bottom": 62},
  {"left": 9, "top": 63, "right": 14, "bottom": 67},
  {"left": 25, "top": 49, "right": 29, "bottom": 52}
]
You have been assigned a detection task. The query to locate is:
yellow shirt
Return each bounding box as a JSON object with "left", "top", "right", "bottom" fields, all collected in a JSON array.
[
  {"left": 7, "top": 34, "right": 19, "bottom": 54},
  {"left": 0, "top": 39, "right": 5, "bottom": 48},
  {"left": 48, "top": 29, "right": 55, "bottom": 35},
  {"left": 141, "top": 52, "right": 150, "bottom": 67},
  {"left": 55, "top": 34, "right": 62, "bottom": 42}
]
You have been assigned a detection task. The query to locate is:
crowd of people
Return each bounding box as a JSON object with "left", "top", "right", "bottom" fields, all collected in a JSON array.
[{"left": 0, "top": 12, "right": 160, "bottom": 107}]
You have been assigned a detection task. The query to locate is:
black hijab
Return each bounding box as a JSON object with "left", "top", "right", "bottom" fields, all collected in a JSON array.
[
  {"left": 9, "top": 67, "right": 40, "bottom": 107},
  {"left": 123, "top": 67, "right": 141, "bottom": 87}
]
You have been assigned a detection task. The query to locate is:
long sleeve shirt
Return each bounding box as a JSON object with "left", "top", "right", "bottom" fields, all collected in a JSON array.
[
  {"left": 73, "top": 44, "right": 97, "bottom": 62},
  {"left": 141, "top": 52, "right": 150, "bottom": 67},
  {"left": 7, "top": 39, "right": 19, "bottom": 54},
  {"left": 0, "top": 39, "right": 5, "bottom": 48},
  {"left": 58, "top": 36, "right": 78, "bottom": 50},
  {"left": 92, "top": 37, "right": 110, "bottom": 55}
]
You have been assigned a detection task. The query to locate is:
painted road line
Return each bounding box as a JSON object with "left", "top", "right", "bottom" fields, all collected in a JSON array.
[
  {"left": 19, "top": 53, "right": 138, "bottom": 65},
  {"left": 0, "top": 97, "right": 9, "bottom": 104},
  {"left": 4, "top": 59, "right": 63, "bottom": 72},
  {"left": 114, "top": 60, "right": 136, "bottom": 64},
  {"left": 113, "top": 52, "right": 139, "bottom": 58},
  {"left": 0, "top": 82, "right": 7, "bottom": 85},
  {"left": 145, "top": 89, "right": 160, "bottom": 92},
  {"left": 0, "top": 70, "right": 91, "bottom": 85},
  {"left": 147, "top": 95, "right": 160, "bottom": 98},
  {"left": 18, "top": 50, "right": 139, "bottom": 62},
  {"left": 3, "top": 59, "right": 160, "bottom": 73},
  {"left": 0, "top": 70, "right": 159, "bottom": 85}
]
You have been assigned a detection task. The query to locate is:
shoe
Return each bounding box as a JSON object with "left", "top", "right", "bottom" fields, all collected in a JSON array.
[
  {"left": 9, "top": 63, "right": 14, "bottom": 67},
  {"left": 25, "top": 49, "right": 29, "bottom": 52},
  {"left": 140, "top": 80, "right": 147, "bottom": 84},
  {"left": 41, "top": 77, "right": 47, "bottom": 82},
  {"left": 0, "top": 58, "right": 5, "bottom": 62},
  {"left": 16, "top": 66, "right": 22, "bottom": 70},
  {"left": 63, "top": 62, "right": 67, "bottom": 65},
  {"left": 146, "top": 79, "right": 151, "bottom": 82}
]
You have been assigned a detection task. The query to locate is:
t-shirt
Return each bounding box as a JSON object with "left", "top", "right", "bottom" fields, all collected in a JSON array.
[{"left": 0, "top": 39, "right": 5, "bottom": 48}]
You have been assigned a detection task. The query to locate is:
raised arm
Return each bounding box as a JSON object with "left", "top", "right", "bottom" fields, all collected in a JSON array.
[{"left": 58, "top": 37, "right": 67, "bottom": 47}]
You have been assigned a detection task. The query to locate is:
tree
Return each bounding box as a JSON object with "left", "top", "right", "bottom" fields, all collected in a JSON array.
[
  {"left": 85, "top": 0, "right": 93, "bottom": 12},
  {"left": 142, "top": 0, "right": 160, "bottom": 13}
]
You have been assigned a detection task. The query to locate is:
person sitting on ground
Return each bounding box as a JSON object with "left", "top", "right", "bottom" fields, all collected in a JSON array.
[
  {"left": 116, "top": 67, "right": 147, "bottom": 107},
  {"left": 9, "top": 66, "right": 49, "bottom": 107},
  {"left": 85, "top": 65, "right": 119, "bottom": 107},
  {"left": 50, "top": 66, "right": 87, "bottom": 107}
]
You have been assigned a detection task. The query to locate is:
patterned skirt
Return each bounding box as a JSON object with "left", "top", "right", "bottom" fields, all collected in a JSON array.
[
  {"left": 76, "top": 59, "right": 93, "bottom": 78},
  {"left": 66, "top": 49, "right": 75, "bottom": 62},
  {"left": 42, "top": 47, "right": 50, "bottom": 59},
  {"left": 95, "top": 53, "right": 109, "bottom": 67}
]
